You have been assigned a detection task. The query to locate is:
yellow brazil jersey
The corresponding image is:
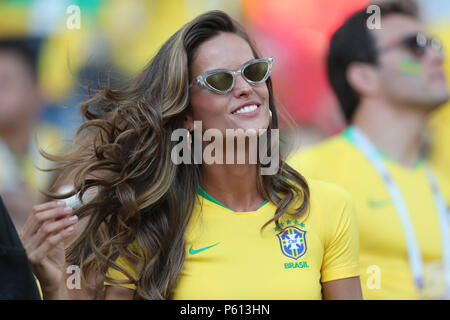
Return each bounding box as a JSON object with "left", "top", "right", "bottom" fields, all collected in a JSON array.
[
  {"left": 428, "top": 104, "right": 450, "bottom": 183},
  {"left": 106, "top": 179, "right": 360, "bottom": 299},
  {"left": 287, "top": 128, "right": 450, "bottom": 300}
]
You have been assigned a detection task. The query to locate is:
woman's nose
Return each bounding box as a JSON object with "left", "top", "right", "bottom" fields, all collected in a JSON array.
[{"left": 232, "top": 74, "right": 253, "bottom": 98}]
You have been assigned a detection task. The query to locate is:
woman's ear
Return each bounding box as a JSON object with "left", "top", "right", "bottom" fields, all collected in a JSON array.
[{"left": 346, "top": 62, "right": 380, "bottom": 97}]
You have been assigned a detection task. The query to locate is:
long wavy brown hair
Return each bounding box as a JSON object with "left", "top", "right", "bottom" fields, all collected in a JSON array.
[{"left": 42, "top": 10, "right": 310, "bottom": 300}]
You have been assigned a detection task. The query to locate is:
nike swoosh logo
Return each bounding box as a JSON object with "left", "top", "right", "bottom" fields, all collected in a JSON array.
[
  {"left": 189, "top": 243, "right": 219, "bottom": 255},
  {"left": 368, "top": 199, "right": 392, "bottom": 209}
]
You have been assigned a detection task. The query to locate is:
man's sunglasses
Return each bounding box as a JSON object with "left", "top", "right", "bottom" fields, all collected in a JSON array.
[
  {"left": 190, "top": 57, "right": 274, "bottom": 94},
  {"left": 379, "top": 32, "right": 443, "bottom": 58}
]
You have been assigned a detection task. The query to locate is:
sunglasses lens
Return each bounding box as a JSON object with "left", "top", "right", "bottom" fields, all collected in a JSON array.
[
  {"left": 431, "top": 38, "right": 442, "bottom": 52},
  {"left": 243, "top": 61, "right": 269, "bottom": 83},
  {"left": 205, "top": 72, "right": 233, "bottom": 92},
  {"left": 404, "top": 35, "right": 426, "bottom": 57}
]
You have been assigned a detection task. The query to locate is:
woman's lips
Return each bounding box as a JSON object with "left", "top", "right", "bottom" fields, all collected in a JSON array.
[{"left": 231, "top": 104, "right": 261, "bottom": 117}]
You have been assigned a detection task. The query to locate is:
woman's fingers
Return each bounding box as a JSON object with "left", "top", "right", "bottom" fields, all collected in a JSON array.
[
  {"left": 35, "top": 206, "right": 74, "bottom": 229},
  {"left": 22, "top": 201, "right": 65, "bottom": 236},
  {"left": 32, "top": 200, "right": 67, "bottom": 214},
  {"left": 20, "top": 200, "right": 77, "bottom": 263},
  {"left": 26, "top": 215, "right": 79, "bottom": 253},
  {"left": 27, "top": 225, "right": 76, "bottom": 265},
  {"left": 24, "top": 202, "right": 74, "bottom": 236}
]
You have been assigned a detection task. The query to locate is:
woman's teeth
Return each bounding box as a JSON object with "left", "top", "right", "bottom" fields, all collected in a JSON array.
[{"left": 233, "top": 104, "right": 259, "bottom": 114}]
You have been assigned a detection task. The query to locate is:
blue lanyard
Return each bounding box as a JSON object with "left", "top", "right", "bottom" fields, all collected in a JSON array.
[{"left": 349, "top": 125, "right": 450, "bottom": 293}]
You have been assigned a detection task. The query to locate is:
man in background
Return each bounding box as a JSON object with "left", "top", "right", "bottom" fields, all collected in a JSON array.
[
  {"left": 0, "top": 38, "right": 62, "bottom": 232},
  {"left": 288, "top": 1, "right": 450, "bottom": 299},
  {"left": 428, "top": 104, "right": 450, "bottom": 183}
]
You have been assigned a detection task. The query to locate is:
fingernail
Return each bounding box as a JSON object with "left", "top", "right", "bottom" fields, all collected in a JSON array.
[
  {"left": 57, "top": 201, "right": 66, "bottom": 206},
  {"left": 69, "top": 215, "right": 78, "bottom": 221},
  {"left": 66, "top": 226, "right": 74, "bottom": 233},
  {"left": 64, "top": 207, "right": 73, "bottom": 213}
]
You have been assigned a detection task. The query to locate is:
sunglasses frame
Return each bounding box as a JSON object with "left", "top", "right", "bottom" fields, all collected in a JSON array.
[
  {"left": 378, "top": 32, "right": 443, "bottom": 58},
  {"left": 190, "top": 56, "right": 274, "bottom": 94}
]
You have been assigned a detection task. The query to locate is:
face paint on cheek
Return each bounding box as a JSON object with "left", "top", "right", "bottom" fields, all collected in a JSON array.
[{"left": 397, "top": 58, "right": 422, "bottom": 77}]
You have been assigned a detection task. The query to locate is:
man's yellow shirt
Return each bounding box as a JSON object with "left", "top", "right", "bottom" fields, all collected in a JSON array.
[
  {"left": 429, "top": 104, "right": 450, "bottom": 183},
  {"left": 106, "top": 179, "right": 360, "bottom": 299},
  {"left": 287, "top": 128, "right": 450, "bottom": 299}
]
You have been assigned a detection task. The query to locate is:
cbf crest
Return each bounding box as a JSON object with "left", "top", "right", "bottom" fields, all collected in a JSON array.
[{"left": 277, "top": 226, "right": 307, "bottom": 260}]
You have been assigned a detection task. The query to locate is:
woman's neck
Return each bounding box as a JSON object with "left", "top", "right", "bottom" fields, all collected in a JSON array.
[{"left": 200, "top": 163, "right": 265, "bottom": 212}]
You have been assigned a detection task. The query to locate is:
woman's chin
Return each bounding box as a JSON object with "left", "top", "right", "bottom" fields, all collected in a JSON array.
[{"left": 231, "top": 117, "right": 271, "bottom": 133}]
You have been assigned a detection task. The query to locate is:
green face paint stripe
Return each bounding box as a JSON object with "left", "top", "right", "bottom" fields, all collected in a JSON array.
[{"left": 397, "top": 58, "right": 421, "bottom": 76}]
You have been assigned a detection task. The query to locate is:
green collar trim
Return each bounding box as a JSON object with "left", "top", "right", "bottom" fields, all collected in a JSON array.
[
  {"left": 342, "top": 127, "right": 425, "bottom": 170},
  {"left": 197, "top": 185, "right": 268, "bottom": 212}
]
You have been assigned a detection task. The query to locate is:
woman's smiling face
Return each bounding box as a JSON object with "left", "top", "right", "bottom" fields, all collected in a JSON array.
[{"left": 187, "top": 32, "right": 271, "bottom": 135}]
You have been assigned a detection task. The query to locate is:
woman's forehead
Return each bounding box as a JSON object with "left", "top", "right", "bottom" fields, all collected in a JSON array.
[{"left": 191, "top": 33, "right": 255, "bottom": 74}]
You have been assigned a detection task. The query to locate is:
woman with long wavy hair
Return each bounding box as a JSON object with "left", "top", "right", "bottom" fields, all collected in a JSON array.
[{"left": 20, "top": 10, "right": 362, "bottom": 300}]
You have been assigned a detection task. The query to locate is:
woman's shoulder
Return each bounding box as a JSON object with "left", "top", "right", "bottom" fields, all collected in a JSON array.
[
  {"left": 307, "top": 177, "right": 352, "bottom": 201},
  {"left": 305, "top": 178, "right": 355, "bottom": 220},
  {"left": 304, "top": 178, "right": 358, "bottom": 252},
  {"left": 282, "top": 173, "right": 354, "bottom": 215}
]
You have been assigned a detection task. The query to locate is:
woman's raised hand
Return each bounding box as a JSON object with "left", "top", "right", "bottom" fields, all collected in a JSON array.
[{"left": 19, "top": 201, "right": 78, "bottom": 299}]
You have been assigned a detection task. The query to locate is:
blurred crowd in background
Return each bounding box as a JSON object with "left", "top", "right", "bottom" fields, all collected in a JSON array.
[{"left": 0, "top": 0, "right": 449, "bottom": 232}]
